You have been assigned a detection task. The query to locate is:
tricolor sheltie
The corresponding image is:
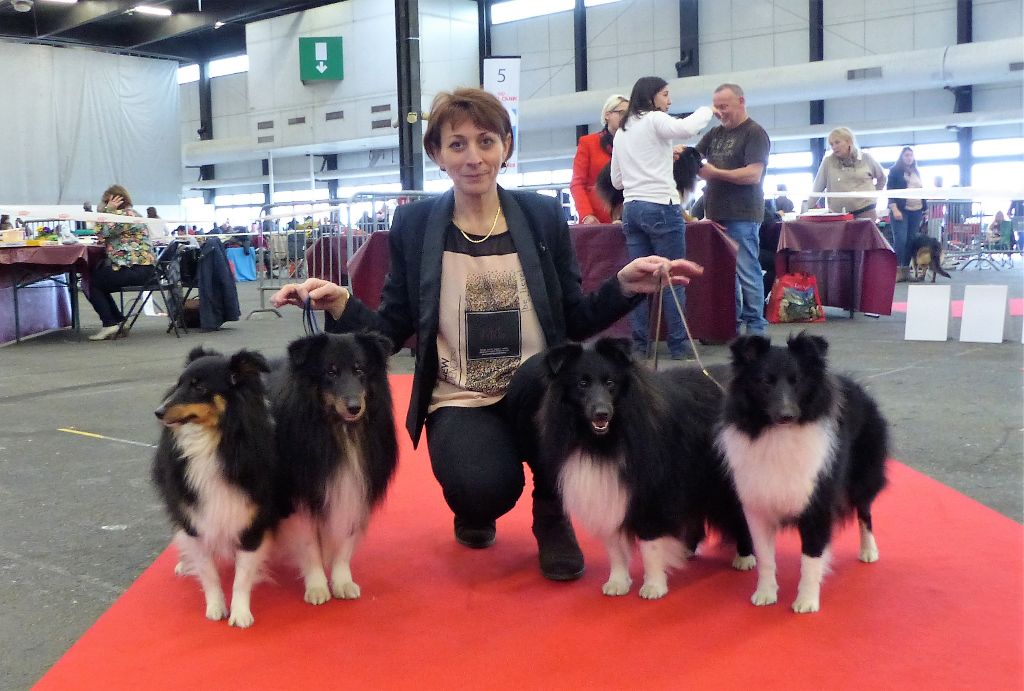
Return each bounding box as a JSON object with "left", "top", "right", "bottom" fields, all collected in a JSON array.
[
  {"left": 717, "top": 333, "right": 889, "bottom": 613},
  {"left": 595, "top": 146, "right": 703, "bottom": 221},
  {"left": 152, "top": 347, "right": 281, "bottom": 628},
  {"left": 271, "top": 331, "right": 398, "bottom": 605},
  {"left": 536, "top": 338, "right": 754, "bottom": 599}
]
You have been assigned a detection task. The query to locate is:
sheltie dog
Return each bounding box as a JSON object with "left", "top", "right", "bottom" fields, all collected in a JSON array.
[
  {"left": 536, "top": 337, "right": 753, "bottom": 599},
  {"left": 595, "top": 146, "right": 704, "bottom": 221},
  {"left": 907, "top": 234, "right": 951, "bottom": 282},
  {"left": 152, "top": 347, "right": 281, "bottom": 628},
  {"left": 717, "top": 333, "right": 889, "bottom": 613},
  {"left": 271, "top": 331, "right": 397, "bottom": 605}
]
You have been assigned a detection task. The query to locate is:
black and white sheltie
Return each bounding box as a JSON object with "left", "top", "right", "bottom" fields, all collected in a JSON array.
[
  {"left": 152, "top": 347, "right": 281, "bottom": 628},
  {"left": 536, "top": 337, "right": 754, "bottom": 599},
  {"left": 717, "top": 333, "right": 889, "bottom": 613},
  {"left": 271, "top": 331, "right": 398, "bottom": 605}
]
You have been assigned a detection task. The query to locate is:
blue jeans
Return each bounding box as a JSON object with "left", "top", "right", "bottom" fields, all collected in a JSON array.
[
  {"left": 719, "top": 220, "right": 767, "bottom": 335},
  {"left": 890, "top": 208, "right": 923, "bottom": 266},
  {"left": 621, "top": 201, "right": 688, "bottom": 356}
]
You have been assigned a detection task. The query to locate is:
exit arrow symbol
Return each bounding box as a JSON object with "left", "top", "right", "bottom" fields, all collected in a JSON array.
[{"left": 316, "top": 61, "right": 327, "bottom": 73}]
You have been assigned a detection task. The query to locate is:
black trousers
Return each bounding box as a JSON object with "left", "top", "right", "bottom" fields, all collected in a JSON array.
[
  {"left": 85, "top": 263, "right": 156, "bottom": 327},
  {"left": 424, "top": 353, "right": 556, "bottom": 525}
]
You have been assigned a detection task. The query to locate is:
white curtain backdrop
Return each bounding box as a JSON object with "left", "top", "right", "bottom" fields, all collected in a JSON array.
[{"left": 0, "top": 43, "right": 181, "bottom": 205}]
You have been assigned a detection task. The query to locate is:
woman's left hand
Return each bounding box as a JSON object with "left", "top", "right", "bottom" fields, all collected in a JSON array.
[{"left": 617, "top": 256, "right": 704, "bottom": 297}]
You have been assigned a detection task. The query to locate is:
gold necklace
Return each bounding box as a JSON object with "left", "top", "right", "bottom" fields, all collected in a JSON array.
[{"left": 455, "top": 203, "right": 502, "bottom": 244}]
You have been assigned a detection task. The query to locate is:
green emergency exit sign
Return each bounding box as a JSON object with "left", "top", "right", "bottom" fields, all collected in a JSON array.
[{"left": 299, "top": 37, "right": 344, "bottom": 82}]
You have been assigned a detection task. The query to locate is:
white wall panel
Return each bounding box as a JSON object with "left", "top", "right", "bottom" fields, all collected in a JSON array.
[
  {"left": 419, "top": 0, "right": 478, "bottom": 98},
  {"left": 975, "top": 0, "right": 1024, "bottom": 40}
]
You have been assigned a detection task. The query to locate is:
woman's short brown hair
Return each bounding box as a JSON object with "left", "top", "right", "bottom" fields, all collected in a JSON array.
[
  {"left": 422, "top": 87, "right": 514, "bottom": 165},
  {"left": 101, "top": 184, "right": 132, "bottom": 208}
]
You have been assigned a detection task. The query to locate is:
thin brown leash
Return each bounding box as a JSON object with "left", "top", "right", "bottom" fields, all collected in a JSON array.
[{"left": 649, "top": 270, "right": 727, "bottom": 393}]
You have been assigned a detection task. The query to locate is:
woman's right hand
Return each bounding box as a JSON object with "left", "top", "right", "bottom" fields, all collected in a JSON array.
[
  {"left": 271, "top": 278, "right": 350, "bottom": 320},
  {"left": 891, "top": 208, "right": 903, "bottom": 221},
  {"left": 581, "top": 214, "right": 599, "bottom": 225}
]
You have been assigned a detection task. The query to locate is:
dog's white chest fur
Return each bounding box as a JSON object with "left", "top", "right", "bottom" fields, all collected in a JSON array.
[
  {"left": 323, "top": 429, "right": 369, "bottom": 536},
  {"left": 174, "top": 424, "right": 256, "bottom": 556},
  {"left": 558, "top": 451, "right": 628, "bottom": 538},
  {"left": 719, "top": 421, "right": 837, "bottom": 520}
]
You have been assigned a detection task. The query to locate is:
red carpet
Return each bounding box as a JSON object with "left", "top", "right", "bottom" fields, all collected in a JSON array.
[{"left": 36, "top": 375, "right": 1022, "bottom": 690}]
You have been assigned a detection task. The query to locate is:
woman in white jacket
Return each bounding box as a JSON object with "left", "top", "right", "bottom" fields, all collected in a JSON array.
[{"left": 611, "top": 76, "right": 713, "bottom": 359}]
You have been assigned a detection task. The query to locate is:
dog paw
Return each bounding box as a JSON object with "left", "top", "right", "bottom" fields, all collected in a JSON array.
[
  {"left": 732, "top": 554, "right": 756, "bottom": 571},
  {"left": 331, "top": 580, "right": 361, "bottom": 600},
  {"left": 205, "top": 599, "right": 228, "bottom": 621},
  {"left": 601, "top": 577, "right": 632, "bottom": 596},
  {"left": 751, "top": 588, "right": 778, "bottom": 606},
  {"left": 304, "top": 583, "right": 331, "bottom": 605},
  {"left": 859, "top": 545, "right": 879, "bottom": 563},
  {"left": 791, "top": 594, "right": 820, "bottom": 614},
  {"left": 228, "top": 607, "right": 255, "bottom": 628},
  {"left": 638, "top": 582, "right": 668, "bottom": 600}
]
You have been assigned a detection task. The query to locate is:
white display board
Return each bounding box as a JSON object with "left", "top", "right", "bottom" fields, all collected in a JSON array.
[
  {"left": 904, "top": 284, "right": 951, "bottom": 341},
  {"left": 959, "top": 285, "right": 1008, "bottom": 344}
]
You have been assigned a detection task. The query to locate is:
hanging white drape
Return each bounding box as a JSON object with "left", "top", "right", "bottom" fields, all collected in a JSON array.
[{"left": 0, "top": 43, "right": 181, "bottom": 205}]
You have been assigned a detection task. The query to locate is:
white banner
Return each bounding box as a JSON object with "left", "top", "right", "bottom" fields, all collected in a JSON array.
[{"left": 483, "top": 57, "right": 522, "bottom": 173}]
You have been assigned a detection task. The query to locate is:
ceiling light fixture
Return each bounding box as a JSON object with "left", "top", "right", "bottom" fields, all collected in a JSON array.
[
  {"left": 133, "top": 5, "right": 172, "bottom": 16},
  {"left": 12, "top": 0, "right": 34, "bottom": 12},
  {"left": 214, "top": 21, "right": 224, "bottom": 28},
  {"left": 42, "top": 0, "right": 79, "bottom": 4}
]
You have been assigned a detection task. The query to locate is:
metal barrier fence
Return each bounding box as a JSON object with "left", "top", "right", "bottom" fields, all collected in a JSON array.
[{"left": 249, "top": 191, "right": 439, "bottom": 318}]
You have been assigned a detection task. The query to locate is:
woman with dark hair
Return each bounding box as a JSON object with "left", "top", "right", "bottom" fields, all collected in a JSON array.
[
  {"left": 887, "top": 146, "right": 927, "bottom": 280},
  {"left": 84, "top": 184, "right": 157, "bottom": 340},
  {"left": 570, "top": 93, "right": 629, "bottom": 224},
  {"left": 272, "top": 87, "right": 703, "bottom": 582},
  {"left": 610, "top": 76, "right": 714, "bottom": 359}
]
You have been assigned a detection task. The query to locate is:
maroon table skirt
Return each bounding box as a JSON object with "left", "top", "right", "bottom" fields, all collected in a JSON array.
[
  {"left": 0, "top": 244, "right": 103, "bottom": 344},
  {"left": 347, "top": 220, "right": 739, "bottom": 344},
  {"left": 305, "top": 231, "right": 370, "bottom": 286},
  {"left": 774, "top": 219, "right": 896, "bottom": 315}
]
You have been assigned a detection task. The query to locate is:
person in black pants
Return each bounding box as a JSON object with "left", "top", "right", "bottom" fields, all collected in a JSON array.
[
  {"left": 85, "top": 185, "right": 157, "bottom": 341},
  {"left": 272, "top": 87, "right": 703, "bottom": 582}
]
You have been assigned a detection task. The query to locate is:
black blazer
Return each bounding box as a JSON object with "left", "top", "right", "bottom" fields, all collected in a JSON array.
[{"left": 327, "top": 186, "right": 641, "bottom": 446}]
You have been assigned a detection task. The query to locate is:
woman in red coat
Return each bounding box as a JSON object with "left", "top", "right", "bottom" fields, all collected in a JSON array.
[{"left": 570, "top": 94, "right": 628, "bottom": 224}]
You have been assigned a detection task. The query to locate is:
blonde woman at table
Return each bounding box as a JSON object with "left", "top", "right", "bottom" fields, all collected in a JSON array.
[
  {"left": 569, "top": 93, "right": 628, "bottom": 224},
  {"left": 810, "top": 127, "right": 886, "bottom": 221},
  {"left": 84, "top": 184, "right": 157, "bottom": 340},
  {"left": 271, "top": 87, "right": 704, "bottom": 582},
  {"left": 610, "top": 75, "right": 714, "bottom": 359}
]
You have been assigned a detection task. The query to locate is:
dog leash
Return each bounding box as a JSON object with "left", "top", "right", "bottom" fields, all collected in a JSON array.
[
  {"left": 302, "top": 296, "right": 321, "bottom": 336},
  {"left": 650, "top": 270, "right": 726, "bottom": 393}
]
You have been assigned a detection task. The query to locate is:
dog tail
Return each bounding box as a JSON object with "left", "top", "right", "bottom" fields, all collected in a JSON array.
[{"left": 934, "top": 259, "right": 951, "bottom": 279}]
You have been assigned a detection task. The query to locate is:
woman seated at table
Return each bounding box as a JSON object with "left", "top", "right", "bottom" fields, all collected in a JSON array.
[
  {"left": 84, "top": 184, "right": 157, "bottom": 341},
  {"left": 810, "top": 127, "right": 885, "bottom": 220}
]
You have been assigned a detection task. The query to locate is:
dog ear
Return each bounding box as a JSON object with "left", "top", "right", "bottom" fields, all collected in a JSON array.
[
  {"left": 229, "top": 349, "right": 270, "bottom": 385},
  {"left": 186, "top": 346, "right": 218, "bottom": 364},
  {"left": 543, "top": 342, "right": 583, "bottom": 377},
  {"left": 355, "top": 329, "right": 394, "bottom": 369},
  {"left": 787, "top": 331, "right": 829, "bottom": 363},
  {"left": 594, "top": 337, "right": 633, "bottom": 367},
  {"left": 673, "top": 147, "right": 703, "bottom": 196},
  {"left": 729, "top": 335, "right": 771, "bottom": 366},
  {"left": 287, "top": 333, "right": 327, "bottom": 370}
]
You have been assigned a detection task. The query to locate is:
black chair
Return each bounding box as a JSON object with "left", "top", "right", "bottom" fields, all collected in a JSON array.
[{"left": 115, "top": 242, "right": 188, "bottom": 338}]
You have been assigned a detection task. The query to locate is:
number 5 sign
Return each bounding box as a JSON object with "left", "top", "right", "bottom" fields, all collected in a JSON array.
[{"left": 483, "top": 56, "right": 521, "bottom": 172}]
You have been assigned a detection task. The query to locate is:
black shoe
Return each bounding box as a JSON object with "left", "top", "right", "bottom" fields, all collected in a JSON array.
[
  {"left": 454, "top": 516, "right": 496, "bottom": 549},
  {"left": 533, "top": 513, "right": 585, "bottom": 581}
]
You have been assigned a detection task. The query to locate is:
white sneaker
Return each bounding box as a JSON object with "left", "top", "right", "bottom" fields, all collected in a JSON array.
[{"left": 88, "top": 324, "right": 122, "bottom": 341}]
